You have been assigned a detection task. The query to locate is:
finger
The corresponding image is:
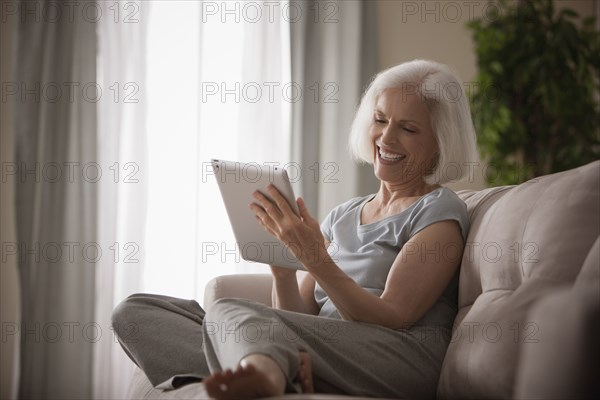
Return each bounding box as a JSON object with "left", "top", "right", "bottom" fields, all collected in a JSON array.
[
  {"left": 248, "top": 202, "right": 264, "bottom": 213},
  {"left": 253, "top": 190, "right": 283, "bottom": 218},
  {"left": 252, "top": 189, "right": 268, "bottom": 203},
  {"left": 296, "top": 197, "right": 314, "bottom": 222},
  {"left": 266, "top": 185, "right": 296, "bottom": 217},
  {"left": 256, "top": 215, "right": 278, "bottom": 237},
  {"left": 251, "top": 204, "right": 282, "bottom": 239},
  {"left": 250, "top": 202, "right": 271, "bottom": 223},
  {"left": 252, "top": 207, "right": 278, "bottom": 236},
  {"left": 252, "top": 191, "right": 275, "bottom": 211}
]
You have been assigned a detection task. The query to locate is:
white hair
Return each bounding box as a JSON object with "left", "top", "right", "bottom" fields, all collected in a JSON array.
[{"left": 348, "top": 59, "right": 479, "bottom": 184}]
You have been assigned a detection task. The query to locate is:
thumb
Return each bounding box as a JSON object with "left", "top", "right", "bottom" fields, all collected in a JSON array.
[{"left": 296, "top": 197, "right": 311, "bottom": 220}]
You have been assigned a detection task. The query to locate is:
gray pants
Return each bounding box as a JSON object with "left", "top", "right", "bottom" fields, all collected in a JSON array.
[{"left": 112, "top": 294, "right": 450, "bottom": 398}]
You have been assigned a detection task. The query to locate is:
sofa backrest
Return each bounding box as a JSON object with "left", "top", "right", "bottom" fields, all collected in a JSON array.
[{"left": 437, "top": 161, "right": 600, "bottom": 399}]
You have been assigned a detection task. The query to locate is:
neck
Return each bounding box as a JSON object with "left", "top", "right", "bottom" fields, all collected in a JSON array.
[{"left": 374, "top": 179, "right": 440, "bottom": 206}]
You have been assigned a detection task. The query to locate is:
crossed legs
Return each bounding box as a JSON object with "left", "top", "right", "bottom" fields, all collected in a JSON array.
[
  {"left": 112, "top": 294, "right": 314, "bottom": 397},
  {"left": 113, "top": 294, "right": 447, "bottom": 398}
]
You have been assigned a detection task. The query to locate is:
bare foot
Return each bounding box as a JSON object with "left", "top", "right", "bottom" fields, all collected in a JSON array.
[
  {"left": 204, "top": 364, "right": 280, "bottom": 399},
  {"left": 295, "top": 351, "right": 314, "bottom": 394}
]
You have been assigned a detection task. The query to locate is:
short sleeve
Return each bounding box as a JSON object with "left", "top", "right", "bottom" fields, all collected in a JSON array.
[
  {"left": 320, "top": 210, "right": 334, "bottom": 242},
  {"left": 409, "top": 188, "right": 469, "bottom": 240}
]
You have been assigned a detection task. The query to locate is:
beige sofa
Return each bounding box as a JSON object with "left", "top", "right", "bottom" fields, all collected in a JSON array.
[{"left": 128, "top": 161, "right": 600, "bottom": 399}]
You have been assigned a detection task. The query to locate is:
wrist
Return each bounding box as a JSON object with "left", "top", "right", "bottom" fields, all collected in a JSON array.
[
  {"left": 303, "top": 246, "right": 334, "bottom": 271},
  {"left": 270, "top": 266, "right": 297, "bottom": 280}
]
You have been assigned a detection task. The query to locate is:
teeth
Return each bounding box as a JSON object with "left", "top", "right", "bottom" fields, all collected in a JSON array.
[{"left": 378, "top": 148, "right": 405, "bottom": 161}]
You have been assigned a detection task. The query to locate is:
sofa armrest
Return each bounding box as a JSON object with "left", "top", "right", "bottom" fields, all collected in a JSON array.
[{"left": 203, "top": 274, "right": 273, "bottom": 308}]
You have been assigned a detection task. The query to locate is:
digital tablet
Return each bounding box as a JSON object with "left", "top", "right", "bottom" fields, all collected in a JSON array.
[{"left": 211, "top": 159, "right": 305, "bottom": 270}]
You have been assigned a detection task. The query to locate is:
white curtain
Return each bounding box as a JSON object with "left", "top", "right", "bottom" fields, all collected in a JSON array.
[
  {"left": 94, "top": 1, "right": 150, "bottom": 398},
  {"left": 94, "top": 1, "right": 291, "bottom": 397}
]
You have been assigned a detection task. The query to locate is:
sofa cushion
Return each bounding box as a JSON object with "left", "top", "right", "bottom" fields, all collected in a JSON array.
[
  {"left": 512, "top": 283, "right": 599, "bottom": 399},
  {"left": 574, "top": 235, "right": 600, "bottom": 288},
  {"left": 128, "top": 366, "right": 397, "bottom": 400},
  {"left": 437, "top": 161, "right": 600, "bottom": 399}
]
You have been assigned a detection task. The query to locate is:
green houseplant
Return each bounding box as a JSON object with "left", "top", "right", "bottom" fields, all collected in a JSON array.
[{"left": 468, "top": 0, "right": 600, "bottom": 185}]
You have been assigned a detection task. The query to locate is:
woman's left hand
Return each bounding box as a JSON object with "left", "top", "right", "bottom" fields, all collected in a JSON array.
[{"left": 250, "top": 185, "right": 330, "bottom": 270}]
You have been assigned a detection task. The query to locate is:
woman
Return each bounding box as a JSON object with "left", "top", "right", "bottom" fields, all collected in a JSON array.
[{"left": 112, "top": 59, "right": 479, "bottom": 399}]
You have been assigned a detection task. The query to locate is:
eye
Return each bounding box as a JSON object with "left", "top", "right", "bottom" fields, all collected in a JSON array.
[
  {"left": 402, "top": 126, "right": 416, "bottom": 133},
  {"left": 374, "top": 115, "right": 387, "bottom": 124}
]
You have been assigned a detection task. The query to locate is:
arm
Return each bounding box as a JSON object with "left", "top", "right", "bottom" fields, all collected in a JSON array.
[
  {"left": 251, "top": 185, "right": 463, "bottom": 329},
  {"left": 270, "top": 269, "right": 320, "bottom": 315},
  {"left": 249, "top": 187, "right": 321, "bottom": 315},
  {"left": 309, "top": 220, "right": 463, "bottom": 328}
]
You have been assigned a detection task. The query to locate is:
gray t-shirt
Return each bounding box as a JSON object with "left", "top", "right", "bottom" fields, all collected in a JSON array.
[{"left": 315, "top": 187, "right": 469, "bottom": 327}]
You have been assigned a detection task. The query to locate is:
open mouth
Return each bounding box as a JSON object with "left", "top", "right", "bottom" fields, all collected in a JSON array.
[{"left": 377, "top": 146, "right": 406, "bottom": 163}]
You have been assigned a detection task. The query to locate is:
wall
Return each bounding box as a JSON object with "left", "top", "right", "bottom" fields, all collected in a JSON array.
[
  {"left": 0, "top": 7, "right": 21, "bottom": 400},
  {"left": 376, "top": 0, "right": 598, "bottom": 191}
]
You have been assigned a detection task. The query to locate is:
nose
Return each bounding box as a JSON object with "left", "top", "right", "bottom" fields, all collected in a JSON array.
[{"left": 379, "top": 124, "right": 398, "bottom": 145}]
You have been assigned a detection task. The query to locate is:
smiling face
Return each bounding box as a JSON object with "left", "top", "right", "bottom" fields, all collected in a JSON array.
[{"left": 369, "top": 88, "right": 439, "bottom": 187}]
